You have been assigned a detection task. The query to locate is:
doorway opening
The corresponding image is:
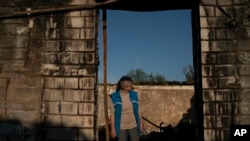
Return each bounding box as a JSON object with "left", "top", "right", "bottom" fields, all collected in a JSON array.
[
  {"left": 97, "top": 9, "right": 200, "bottom": 141},
  {"left": 98, "top": 10, "right": 193, "bottom": 84}
]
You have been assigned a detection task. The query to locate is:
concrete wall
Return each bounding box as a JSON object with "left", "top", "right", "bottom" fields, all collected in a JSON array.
[{"left": 98, "top": 85, "right": 194, "bottom": 132}]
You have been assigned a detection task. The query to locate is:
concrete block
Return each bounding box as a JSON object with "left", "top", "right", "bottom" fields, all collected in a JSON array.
[
  {"left": 79, "top": 103, "right": 95, "bottom": 115},
  {"left": 79, "top": 52, "right": 95, "bottom": 64},
  {"left": 42, "top": 53, "right": 58, "bottom": 64},
  {"left": 200, "top": 6, "right": 215, "bottom": 17},
  {"left": 204, "top": 103, "right": 215, "bottom": 115},
  {"left": 44, "top": 77, "right": 64, "bottom": 89},
  {"left": 80, "top": 28, "right": 96, "bottom": 39},
  {"left": 215, "top": 29, "right": 236, "bottom": 40},
  {"left": 60, "top": 102, "right": 78, "bottom": 115},
  {"left": 214, "top": 65, "right": 235, "bottom": 77},
  {"left": 66, "top": 11, "right": 81, "bottom": 17},
  {"left": 200, "top": 29, "right": 215, "bottom": 40},
  {"left": 81, "top": 10, "right": 97, "bottom": 17},
  {"left": 43, "top": 89, "right": 63, "bottom": 101},
  {"left": 215, "top": 90, "right": 238, "bottom": 102},
  {"left": 45, "top": 28, "right": 59, "bottom": 39},
  {"left": 60, "top": 52, "right": 80, "bottom": 64},
  {"left": 204, "top": 116, "right": 216, "bottom": 128},
  {"left": 202, "top": 77, "right": 218, "bottom": 88},
  {"left": 46, "top": 102, "right": 78, "bottom": 115},
  {"left": 64, "top": 78, "right": 78, "bottom": 89},
  {"left": 61, "top": 28, "right": 80, "bottom": 39},
  {"left": 215, "top": 103, "right": 233, "bottom": 115},
  {"left": 214, "top": 41, "right": 235, "bottom": 52},
  {"left": 237, "top": 52, "right": 250, "bottom": 64},
  {"left": 65, "top": 17, "right": 85, "bottom": 28},
  {"left": 203, "top": 90, "right": 215, "bottom": 102},
  {"left": 202, "top": 65, "right": 212, "bottom": 76},
  {"left": 218, "top": 77, "right": 238, "bottom": 88},
  {"left": 44, "top": 41, "right": 60, "bottom": 51},
  {"left": 64, "top": 115, "right": 94, "bottom": 128},
  {"left": 204, "top": 129, "right": 216, "bottom": 141},
  {"left": 238, "top": 115, "right": 250, "bottom": 124},
  {"left": 85, "top": 17, "right": 96, "bottom": 28},
  {"left": 202, "top": 53, "right": 217, "bottom": 64},
  {"left": 64, "top": 40, "right": 95, "bottom": 51},
  {"left": 79, "top": 77, "right": 95, "bottom": 89},
  {"left": 64, "top": 90, "right": 95, "bottom": 102},
  {"left": 235, "top": 77, "right": 250, "bottom": 88},
  {"left": 41, "top": 65, "right": 60, "bottom": 76},
  {"left": 240, "top": 102, "right": 250, "bottom": 114}
]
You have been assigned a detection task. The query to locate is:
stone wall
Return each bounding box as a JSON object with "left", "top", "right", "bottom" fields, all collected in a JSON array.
[{"left": 98, "top": 85, "right": 195, "bottom": 132}]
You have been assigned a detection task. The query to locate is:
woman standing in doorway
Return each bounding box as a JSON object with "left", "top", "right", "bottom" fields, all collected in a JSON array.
[{"left": 109, "top": 75, "right": 144, "bottom": 141}]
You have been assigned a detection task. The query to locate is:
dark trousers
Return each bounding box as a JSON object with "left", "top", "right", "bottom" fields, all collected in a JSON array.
[{"left": 118, "top": 127, "right": 139, "bottom": 141}]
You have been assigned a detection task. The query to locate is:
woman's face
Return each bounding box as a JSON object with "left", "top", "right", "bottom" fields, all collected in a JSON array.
[{"left": 120, "top": 80, "right": 133, "bottom": 92}]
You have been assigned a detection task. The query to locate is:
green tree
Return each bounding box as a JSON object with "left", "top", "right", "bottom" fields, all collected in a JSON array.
[
  {"left": 127, "top": 68, "right": 166, "bottom": 84},
  {"left": 127, "top": 68, "right": 147, "bottom": 84},
  {"left": 183, "top": 64, "right": 194, "bottom": 83},
  {"left": 154, "top": 73, "right": 166, "bottom": 84}
]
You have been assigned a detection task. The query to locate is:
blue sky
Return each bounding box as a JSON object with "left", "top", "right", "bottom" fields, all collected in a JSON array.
[{"left": 98, "top": 9, "right": 193, "bottom": 83}]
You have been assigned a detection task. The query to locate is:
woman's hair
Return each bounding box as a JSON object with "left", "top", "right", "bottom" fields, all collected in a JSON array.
[{"left": 116, "top": 75, "right": 133, "bottom": 91}]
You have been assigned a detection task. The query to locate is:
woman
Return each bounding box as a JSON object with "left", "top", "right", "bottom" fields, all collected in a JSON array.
[{"left": 109, "top": 75, "right": 144, "bottom": 141}]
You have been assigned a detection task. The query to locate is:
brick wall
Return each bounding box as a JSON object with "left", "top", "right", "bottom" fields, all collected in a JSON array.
[
  {"left": 200, "top": 0, "right": 250, "bottom": 140},
  {"left": 1, "top": 0, "right": 250, "bottom": 141},
  {"left": 0, "top": 0, "right": 98, "bottom": 141}
]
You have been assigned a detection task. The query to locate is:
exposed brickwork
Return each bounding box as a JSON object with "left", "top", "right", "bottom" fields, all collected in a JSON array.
[
  {"left": 0, "top": 0, "right": 98, "bottom": 141},
  {"left": 200, "top": 0, "right": 250, "bottom": 140},
  {"left": 1, "top": 0, "right": 250, "bottom": 141}
]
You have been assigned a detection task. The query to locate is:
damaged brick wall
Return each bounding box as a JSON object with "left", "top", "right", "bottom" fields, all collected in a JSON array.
[
  {"left": 0, "top": 0, "right": 98, "bottom": 141},
  {"left": 200, "top": 0, "right": 250, "bottom": 141},
  {"left": 1, "top": 0, "right": 250, "bottom": 141}
]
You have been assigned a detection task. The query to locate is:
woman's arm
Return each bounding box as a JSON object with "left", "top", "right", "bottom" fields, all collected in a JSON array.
[
  {"left": 110, "top": 113, "right": 116, "bottom": 138},
  {"left": 139, "top": 112, "right": 144, "bottom": 133}
]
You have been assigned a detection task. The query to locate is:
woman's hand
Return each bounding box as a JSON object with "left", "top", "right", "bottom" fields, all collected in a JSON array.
[
  {"left": 110, "top": 128, "right": 116, "bottom": 139},
  {"left": 140, "top": 123, "right": 145, "bottom": 133}
]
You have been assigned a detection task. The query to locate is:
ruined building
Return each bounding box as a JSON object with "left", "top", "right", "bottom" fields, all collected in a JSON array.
[{"left": 0, "top": 0, "right": 250, "bottom": 141}]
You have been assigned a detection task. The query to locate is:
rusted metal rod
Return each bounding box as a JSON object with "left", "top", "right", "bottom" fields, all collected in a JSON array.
[
  {"left": 102, "top": 8, "right": 110, "bottom": 141},
  {"left": 142, "top": 116, "right": 160, "bottom": 129},
  {"left": 0, "top": 0, "right": 118, "bottom": 18}
]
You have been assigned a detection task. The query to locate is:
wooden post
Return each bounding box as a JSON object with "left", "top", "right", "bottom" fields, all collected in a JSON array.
[{"left": 102, "top": 8, "right": 110, "bottom": 141}]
